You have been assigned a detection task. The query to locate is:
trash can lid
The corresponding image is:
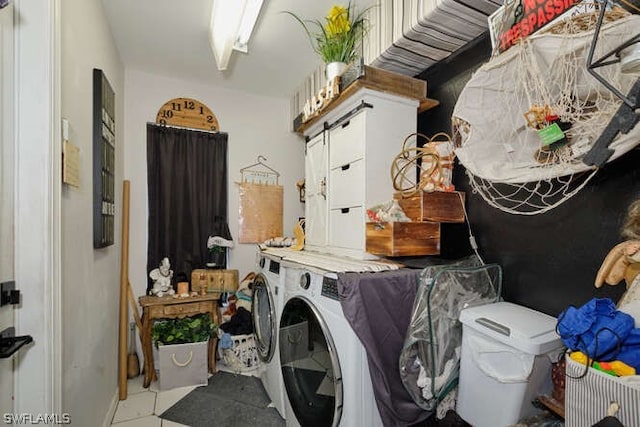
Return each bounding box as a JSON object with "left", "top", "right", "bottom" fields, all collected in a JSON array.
[{"left": 459, "top": 302, "right": 563, "bottom": 355}]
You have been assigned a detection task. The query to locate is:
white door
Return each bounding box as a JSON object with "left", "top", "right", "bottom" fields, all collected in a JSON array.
[
  {"left": 0, "top": 0, "right": 15, "bottom": 418},
  {"left": 304, "top": 132, "right": 328, "bottom": 247}
]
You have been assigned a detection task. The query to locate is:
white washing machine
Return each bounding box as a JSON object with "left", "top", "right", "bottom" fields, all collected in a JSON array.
[
  {"left": 252, "top": 253, "right": 287, "bottom": 419},
  {"left": 279, "top": 266, "right": 383, "bottom": 427}
]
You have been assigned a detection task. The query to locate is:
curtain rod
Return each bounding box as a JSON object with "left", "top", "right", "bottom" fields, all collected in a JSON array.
[{"left": 147, "top": 122, "right": 225, "bottom": 135}]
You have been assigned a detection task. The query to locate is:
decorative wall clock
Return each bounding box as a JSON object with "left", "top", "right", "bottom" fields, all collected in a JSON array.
[{"left": 155, "top": 97, "right": 219, "bottom": 131}]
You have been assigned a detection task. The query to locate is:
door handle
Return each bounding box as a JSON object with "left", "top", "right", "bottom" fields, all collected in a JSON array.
[
  {"left": 0, "top": 327, "right": 34, "bottom": 359},
  {"left": 319, "top": 177, "right": 327, "bottom": 199}
]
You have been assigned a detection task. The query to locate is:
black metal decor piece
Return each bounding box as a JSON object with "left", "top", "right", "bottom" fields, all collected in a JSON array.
[
  {"left": 583, "top": 80, "right": 640, "bottom": 167},
  {"left": 93, "top": 68, "right": 116, "bottom": 248},
  {"left": 586, "top": 2, "right": 640, "bottom": 110},
  {"left": 583, "top": 2, "right": 640, "bottom": 167}
]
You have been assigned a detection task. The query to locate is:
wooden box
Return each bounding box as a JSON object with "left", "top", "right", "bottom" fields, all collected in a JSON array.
[
  {"left": 394, "top": 191, "right": 465, "bottom": 223},
  {"left": 366, "top": 222, "right": 440, "bottom": 257},
  {"left": 191, "top": 269, "right": 239, "bottom": 297}
]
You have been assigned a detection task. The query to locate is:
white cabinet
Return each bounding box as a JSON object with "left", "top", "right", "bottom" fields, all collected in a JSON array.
[{"left": 304, "top": 88, "right": 418, "bottom": 259}]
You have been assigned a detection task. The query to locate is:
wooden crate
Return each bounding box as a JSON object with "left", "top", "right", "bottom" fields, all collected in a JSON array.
[
  {"left": 366, "top": 222, "right": 440, "bottom": 257},
  {"left": 394, "top": 191, "right": 465, "bottom": 223},
  {"left": 191, "top": 269, "right": 239, "bottom": 296}
]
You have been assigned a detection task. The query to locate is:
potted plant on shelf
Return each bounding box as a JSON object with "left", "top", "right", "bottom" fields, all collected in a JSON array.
[
  {"left": 152, "top": 313, "right": 217, "bottom": 390},
  {"left": 206, "top": 235, "right": 233, "bottom": 269},
  {"left": 285, "top": 2, "right": 371, "bottom": 81}
]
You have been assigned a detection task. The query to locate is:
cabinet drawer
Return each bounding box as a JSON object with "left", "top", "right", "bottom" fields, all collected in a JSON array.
[
  {"left": 329, "top": 112, "right": 364, "bottom": 169},
  {"left": 330, "top": 160, "right": 364, "bottom": 208},
  {"left": 163, "top": 303, "right": 203, "bottom": 317},
  {"left": 329, "top": 206, "right": 364, "bottom": 250},
  {"left": 149, "top": 302, "right": 204, "bottom": 318}
]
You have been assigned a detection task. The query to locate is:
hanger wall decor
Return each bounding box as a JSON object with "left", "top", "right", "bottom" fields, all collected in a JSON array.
[{"left": 240, "top": 155, "right": 280, "bottom": 185}]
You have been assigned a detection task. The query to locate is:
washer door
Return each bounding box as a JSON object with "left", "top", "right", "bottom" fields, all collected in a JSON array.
[
  {"left": 251, "top": 273, "right": 277, "bottom": 363},
  {"left": 280, "top": 296, "right": 343, "bottom": 427}
]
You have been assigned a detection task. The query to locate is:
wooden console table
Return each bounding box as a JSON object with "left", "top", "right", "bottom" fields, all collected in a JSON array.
[{"left": 138, "top": 294, "right": 220, "bottom": 388}]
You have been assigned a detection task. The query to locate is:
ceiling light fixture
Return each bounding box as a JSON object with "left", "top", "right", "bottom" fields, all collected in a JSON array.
[{"left": 209, "top": 0, "right": 264, "bottom": 71}]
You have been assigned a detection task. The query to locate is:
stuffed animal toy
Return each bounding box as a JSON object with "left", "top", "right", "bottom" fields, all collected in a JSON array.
[
  {"left": 595, "top": 199, "right": 640, "bottom": 289},
  {"left": 234, "top": 272, "right": 255, "bottom": 312},
  {"left": 221, "top": 295, "right": 237, "bottom": 321},
  {"left": 595, "top": 199, "right": 640, "bottom": 328},
  {"left": 222, "top": 272, "right": 255, "bottom": 321}
]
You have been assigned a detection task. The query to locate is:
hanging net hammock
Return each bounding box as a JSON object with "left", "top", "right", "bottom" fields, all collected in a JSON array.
[{"left": 452, "top": 10, "right": 640, "bottom": 215}]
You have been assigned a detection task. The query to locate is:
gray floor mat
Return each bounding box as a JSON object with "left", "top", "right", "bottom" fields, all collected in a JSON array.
[
  {"left": 197, "top": 371, "right": 272, "bottom": 408},
  {"left": 160, "top": 371, "right": 284, "bottom": 427}
]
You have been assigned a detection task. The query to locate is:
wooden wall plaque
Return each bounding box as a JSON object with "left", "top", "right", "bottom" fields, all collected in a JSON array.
[{"left": 155, "top": 97, "right": 219, "bottom": 131}]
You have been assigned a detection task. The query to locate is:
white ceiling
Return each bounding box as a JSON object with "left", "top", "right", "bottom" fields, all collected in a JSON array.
[{"left": 101, "top": 0, "right": 374, "bottom": 99}]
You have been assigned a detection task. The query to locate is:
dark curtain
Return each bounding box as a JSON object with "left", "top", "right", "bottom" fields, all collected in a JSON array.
[{"left": 146, "top": 123, "right": 231, "bottom": 293}]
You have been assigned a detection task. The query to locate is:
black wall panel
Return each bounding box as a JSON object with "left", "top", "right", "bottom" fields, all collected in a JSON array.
[{"left": 417, "top": 34, "right": 640, "bottom": 317}]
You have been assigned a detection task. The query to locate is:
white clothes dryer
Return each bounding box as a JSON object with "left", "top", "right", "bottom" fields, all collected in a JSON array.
[
  {"left": 279, "top": 266, "right": 383, "bottom": 427},
  {"left": 252, "top": 253, "right": 287, "bottom": 419}
]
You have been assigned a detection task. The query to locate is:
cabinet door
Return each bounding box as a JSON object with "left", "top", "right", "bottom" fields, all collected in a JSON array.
[{"left": 304, "top": 133, "right": 328, "bottom": 247}]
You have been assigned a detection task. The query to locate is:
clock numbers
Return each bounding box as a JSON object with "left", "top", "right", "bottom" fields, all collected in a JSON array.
[{"left": 155, "top": 97, "right": 219, "bottom": 132}]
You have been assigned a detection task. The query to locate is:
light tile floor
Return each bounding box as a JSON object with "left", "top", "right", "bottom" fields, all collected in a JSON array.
[
  {"left": 110, "top": 360, "right": 264, "bottom": 426},
  {"left": 110, "top": 374, "right": 193, "bottom": 427}
]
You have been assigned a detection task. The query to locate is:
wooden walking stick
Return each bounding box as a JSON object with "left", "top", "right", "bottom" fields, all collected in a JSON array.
[{"left": 118, "top": 180, "right": 131, "bottom": 400}]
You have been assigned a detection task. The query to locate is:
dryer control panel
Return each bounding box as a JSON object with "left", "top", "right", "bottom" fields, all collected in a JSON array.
[
  {"left": 268, "top": 260, "right": 280, "bottom": 275},
  {"left": 321, "top": 277, "right": 340, "bottom": 301}
]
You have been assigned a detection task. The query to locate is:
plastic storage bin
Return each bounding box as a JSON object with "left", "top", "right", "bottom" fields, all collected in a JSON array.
[{"left": 456, "top": 302, "right": 564, "bottom": 427}]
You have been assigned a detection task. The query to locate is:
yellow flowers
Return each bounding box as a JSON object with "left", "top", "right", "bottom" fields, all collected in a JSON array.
[
  {"left": 285, "top": 2, "right": 371, "bottom": 64},
  {"left": 326, "top": 6, "right": 351, "bottom": 37}
]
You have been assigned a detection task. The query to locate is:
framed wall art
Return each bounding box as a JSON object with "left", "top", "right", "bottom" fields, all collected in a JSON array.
[{"left": 93, "top": 68, "right": 115, "bottom": 248}]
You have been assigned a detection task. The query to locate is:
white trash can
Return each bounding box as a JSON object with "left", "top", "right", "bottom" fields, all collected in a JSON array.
[{"left": 456, "top": 302, "right": 564, "bottom": 427}]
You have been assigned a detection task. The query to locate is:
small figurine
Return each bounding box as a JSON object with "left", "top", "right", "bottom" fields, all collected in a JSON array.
[{"left": 149, "top": 257, "right": 174, "bottom": 297}]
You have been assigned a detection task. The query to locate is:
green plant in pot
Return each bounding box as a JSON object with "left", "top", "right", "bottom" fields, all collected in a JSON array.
[
  {"left": 285, "top": 2, "right": 372, "bottom": 80},
  {"left": 152, "top": 313, "right": 217, "bottom": 347},
  {"left": 206, "top": 235, "right": 233, "bottom": 268},
  {"left": 152, "top": 313, "right": 217, "bottom": 390}
]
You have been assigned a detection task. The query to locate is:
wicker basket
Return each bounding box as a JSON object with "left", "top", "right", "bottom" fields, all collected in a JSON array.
[{"left": 219, "top": 333, "right": 260, "bottom": 373}]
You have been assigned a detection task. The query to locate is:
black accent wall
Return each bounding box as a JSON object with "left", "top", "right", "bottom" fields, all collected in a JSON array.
[{"left": 417, "top": 34, "right": 640, "bottom": 317}]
